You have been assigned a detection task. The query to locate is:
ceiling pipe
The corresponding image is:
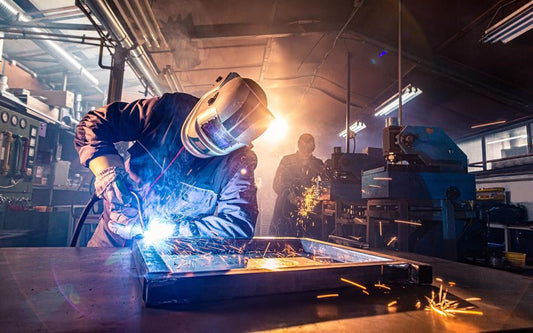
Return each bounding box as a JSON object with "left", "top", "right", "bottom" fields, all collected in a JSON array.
[
  {"left": 133, "top": 0, "right": 184, "bottom": 91},
  {"left": 131, "top": 0, "right": 160, "bottom": 48},
  {"left": 0, "top": 0, "right": 100, "bottom": 87},
  {"left": 81, "top": 0, "right": 163, "bottom": 95},
  {"left": 138, "top": 0, "right": 167, "bottom": 47},
  {"left": 114, "top": 0, "right": 152, "bottom": 48}
]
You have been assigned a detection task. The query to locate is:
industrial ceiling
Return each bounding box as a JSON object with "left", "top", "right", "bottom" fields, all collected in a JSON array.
[{"left": 1, "top": 0, "right": 533, "bottom": 156}]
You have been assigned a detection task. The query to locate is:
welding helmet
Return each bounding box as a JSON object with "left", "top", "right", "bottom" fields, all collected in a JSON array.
[{"left": 181, "top": 72, "right": 275, "bottom": 158}]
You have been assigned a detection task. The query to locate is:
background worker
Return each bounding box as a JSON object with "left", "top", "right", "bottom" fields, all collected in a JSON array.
[
  {"left": 269, "top": 133, "right": 325, "bottom": 237},
  {"left": 75, "top": 73, "right": 274, "bottom": 247}
]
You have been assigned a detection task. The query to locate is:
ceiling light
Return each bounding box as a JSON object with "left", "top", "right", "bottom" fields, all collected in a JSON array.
[
  {"left": 481, "top": 1, "right": 533, "bottom": 43},
  {"left": 339, "top": 121, "right": 366, "bottom": 137},
  {"left": 374, "top": 84, "right": 422, "bottom": 117},
  {"left": 486, "top": 134, "right": 527, "bottom": 145}
]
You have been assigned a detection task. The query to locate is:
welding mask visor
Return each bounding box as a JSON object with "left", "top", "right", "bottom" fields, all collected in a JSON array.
[{"left": 181, "top": 73, "right": 274, "bottom": 158}]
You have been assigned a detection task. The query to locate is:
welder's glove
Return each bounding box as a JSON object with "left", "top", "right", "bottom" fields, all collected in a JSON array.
[{"left": 94, "top": 166, "right": 142, "bottom": 239}]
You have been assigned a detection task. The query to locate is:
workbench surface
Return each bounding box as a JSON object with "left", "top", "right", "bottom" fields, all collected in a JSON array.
[{"left": 1, "top": 247, "right": 532, "bottom": 332}]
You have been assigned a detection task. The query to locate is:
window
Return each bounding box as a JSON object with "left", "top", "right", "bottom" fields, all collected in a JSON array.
[
  {"left": 485, "top": 126, "right": 528, "bottom": 169},
  {"left": 457, "top": 138, "right": 483, "bottom": 172}
]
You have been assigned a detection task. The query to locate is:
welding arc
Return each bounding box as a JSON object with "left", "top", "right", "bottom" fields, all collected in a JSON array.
[{"left": 70, "top": 193, "right": 100, "bottom": 247}]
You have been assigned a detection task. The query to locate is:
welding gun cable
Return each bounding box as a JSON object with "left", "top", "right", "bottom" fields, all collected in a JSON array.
[
  {"left": 130, "top": 191, "right": 146, "bottom": 231},
  {"left": 69, "top": 193, "right": 100, "bottom": 247}
]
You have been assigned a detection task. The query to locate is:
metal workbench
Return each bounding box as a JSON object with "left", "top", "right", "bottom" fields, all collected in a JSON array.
[{"left": 1, "top": 247, "right": 532, "bottom": 332}]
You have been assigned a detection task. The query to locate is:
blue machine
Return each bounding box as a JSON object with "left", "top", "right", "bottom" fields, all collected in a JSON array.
[{"left": 361, "top": 124, "right": 479, "bottom": 260}]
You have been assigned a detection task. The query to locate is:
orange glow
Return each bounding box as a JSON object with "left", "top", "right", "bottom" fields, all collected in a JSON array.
[
  {"left": 316, "top": 294, "right": 339, "bottom": 299},
  {"left": 394, "top": 219, "right": 422, "bottom": 226},
  {"left": 375, "top": 283, "right": 391, "bottom": 290},
  {"left": 340, "top": 278, "right": 367, "bottom": 290}
]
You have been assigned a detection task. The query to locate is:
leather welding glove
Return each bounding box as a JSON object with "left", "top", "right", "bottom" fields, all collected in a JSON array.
[{"left": 94, "top": 166, "right": 142, "bottom": 239}]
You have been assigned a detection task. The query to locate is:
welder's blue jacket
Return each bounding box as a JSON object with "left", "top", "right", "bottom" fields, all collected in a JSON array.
[{"left": 75, "top": 93, "right": 258, "bottom": 246}]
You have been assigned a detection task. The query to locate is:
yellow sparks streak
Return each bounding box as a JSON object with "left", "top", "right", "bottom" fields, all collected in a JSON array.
[
  {"left": 340, "top": 278, "right": 367, "bottom": 290},
  {"left": 263, "top": 242, "right": 270, "bottom": 258},
  {"left": 379, "top": 221, "right": 383, "bottom": 237},
  {"left": 317, "top": 294, "right": 339, "bottom": 299},
  {"left": 387, "top": 300, "right": 397, "bottom": 307},
  {"left": 362, "top": 290, "right": 370, "bottom": 296},
  {"left": 471, "top": 120, "right": 506, "bottom": 129},
  {"left": 374, "top": 283, "right": 391, "bottom": 290},
  {"left": 373, "top": 177, "right": 393, "bottom": 180},
  {"left": 386, "top": 236, "right": 397, "bottom": 246},
  {"left": 465, "top": 297, "right": 482, "bottom": 301},
  {"left": 425, "top": 280, "right": 484, "bottom": 318},
  {"left": 394, "top": 219, "right": 422, "bottom": 226},
  {"left": 448, "top": 281, "right": 456, "bottom": 287},
  {"left": 446, "top": 309, "right": 484, "bottom": 315}
]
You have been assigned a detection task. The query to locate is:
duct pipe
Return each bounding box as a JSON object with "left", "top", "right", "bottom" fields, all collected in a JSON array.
[
  {"left": 139, "top": 0, "right": 166, "bottom": 47},
  {"left": 0, "top": 0, "right": 99, "bottom": 87},
  {"left": 82, "top": 0, "right": 163, "bottom": 95},
  {"left": 131, "top": 0, "right": 160, "bottom": 48},
  {"left": 114, "top": 0, "right": 152, "bottom": 48}
]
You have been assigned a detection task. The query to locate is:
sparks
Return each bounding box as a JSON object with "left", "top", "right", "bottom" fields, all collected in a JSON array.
[
  {"left": 375, "top": 283, "right": 391, "bottom": 290},
  {"left": 340, "top": 277, "right": 367, "bottom": 290},
  {"left": 316, "top": 294, "right": 339, "bottom": 299},
  {"left": 394, "top": 219, "right": 422, "bottom": 226},
  {"left": 425, "top": 280, "right": 484, "bottom": 317},
  {"left": 387, "top": 300, "right": 397, "bottom": 307}
]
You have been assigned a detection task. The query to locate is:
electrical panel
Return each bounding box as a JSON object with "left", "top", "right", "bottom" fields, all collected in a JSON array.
[{"left": 0, "top": 105, "right": 40, "bottom": 201}]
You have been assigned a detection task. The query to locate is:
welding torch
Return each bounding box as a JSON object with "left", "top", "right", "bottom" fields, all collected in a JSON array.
[{"left": 70, "top": 189, "right": 145, "bottom": 247}]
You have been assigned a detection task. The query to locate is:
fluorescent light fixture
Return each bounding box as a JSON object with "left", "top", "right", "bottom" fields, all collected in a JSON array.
[
  {"left": 486, "top": 134, "right": 527, "bottom": 145},
  {"left": 339, "top": 121, "right": 366, "bottom": 137},
  {"left": 374, "top": 84, "right": 422, "bottom": 117},
  {"left": 481, "top": 1, "right": 533, "bottom": 43}
]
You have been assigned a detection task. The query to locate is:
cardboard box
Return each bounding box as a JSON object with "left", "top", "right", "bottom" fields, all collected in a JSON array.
[
  {"left": 30, "top": 90, "right": 74, "bottom": 108},
  {"left": 22, "top": 95, "right": 51, "bottom": 114}
]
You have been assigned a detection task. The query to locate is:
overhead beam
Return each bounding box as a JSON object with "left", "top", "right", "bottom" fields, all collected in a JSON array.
[{"left": 188, "top": 21, "right": 342, "bottom": 41}]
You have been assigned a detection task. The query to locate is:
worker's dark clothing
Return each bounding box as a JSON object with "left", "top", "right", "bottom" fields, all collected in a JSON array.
[
  {"left": 75, "top": 93, "right": 258, "bottom": 247},
  {"left": 269, "top": 152, "right": 324, "bottom": 237}
]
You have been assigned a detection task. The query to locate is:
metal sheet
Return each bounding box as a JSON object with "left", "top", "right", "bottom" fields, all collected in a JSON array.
[{"left": 132, "top": 237, "right": 432, "bottom": 306}]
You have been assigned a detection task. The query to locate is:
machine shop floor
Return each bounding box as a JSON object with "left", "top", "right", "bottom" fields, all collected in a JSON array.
[{"left": 1, "top": 247, "right": 532, "bottom": 332}]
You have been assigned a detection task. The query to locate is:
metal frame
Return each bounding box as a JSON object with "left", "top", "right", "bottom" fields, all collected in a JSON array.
[{"left": 132, "top": 237, "right": 432, "bottom": 306}]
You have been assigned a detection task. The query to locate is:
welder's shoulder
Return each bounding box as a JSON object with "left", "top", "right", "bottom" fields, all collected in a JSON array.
[{"left": 280, "top": 153, "right": 300, "bottom": 165}]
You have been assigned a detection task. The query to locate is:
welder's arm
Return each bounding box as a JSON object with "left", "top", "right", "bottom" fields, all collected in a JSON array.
[
  {"left": 75, "top": 98, "right": 160, "bottom": 239},
  {"left": 272, "top": 157, "right": 288, "bottom": 195},
  {"left": 74, "top": 96, "right": 163, "bottom": 167},
  {"left": 178, "top": 153, "right": 259, "bottom": 239}
]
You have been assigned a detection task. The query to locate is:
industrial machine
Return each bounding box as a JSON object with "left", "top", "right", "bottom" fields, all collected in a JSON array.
[
  {"left": 361, "top": 121, "right": 480, "bottom": 260},
  {"left": 325, "top": 146, "right": 384, "bottom": 246},
  {"left": 0, "top": 104, "right": 40, "bottom": 206}
]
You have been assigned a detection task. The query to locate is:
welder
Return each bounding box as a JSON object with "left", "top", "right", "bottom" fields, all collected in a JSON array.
[
  {"left": 75, "top": 73, "right": 274, "bottom": 247},
  {"left": 269, "top": 133, "right": 325, "bottom": 237}
]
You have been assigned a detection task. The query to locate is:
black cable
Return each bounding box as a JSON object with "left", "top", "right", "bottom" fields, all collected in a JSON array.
[{"left": 70, "top": 193, "right": 100, "bottom": 247}]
